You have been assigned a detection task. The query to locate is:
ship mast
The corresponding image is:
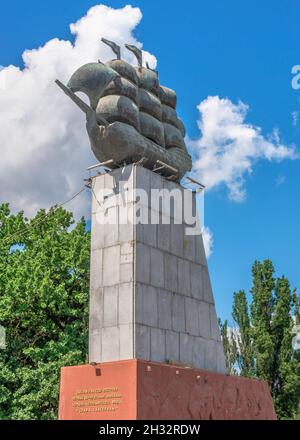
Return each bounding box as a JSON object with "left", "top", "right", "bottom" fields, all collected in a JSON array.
[{"left": 101, "top": 38, "right": 121, "bottom": 60}]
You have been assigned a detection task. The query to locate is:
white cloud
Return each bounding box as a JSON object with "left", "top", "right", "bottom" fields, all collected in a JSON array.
[
  {"left": 0, "top": 4, "right": 156, "bottom": 218},
  {"left": 202, "top": 226, "right": 213, "bottom": 258},
  {"left": 0, "top": 2, "right": 297, "bottom": 246},
  {"left": 188, "top": 96, "right": 297, "bottom": 201},
  {"left": 292, "top": 111, "right": 298, "bottom": 127},
  {"left": 275, "top": 175, "right": 286, "bottom": 187}
]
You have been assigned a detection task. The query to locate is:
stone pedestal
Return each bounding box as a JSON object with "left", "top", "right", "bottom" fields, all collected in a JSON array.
[
  {"left": 89, "top": 164, "right": 226, "bottom": 373},
  {"left": 58, "top": 164, "right": 277, "bottom": 420},
  {"left": 58, "top": 360, "right": 277, "bottom": 420}
]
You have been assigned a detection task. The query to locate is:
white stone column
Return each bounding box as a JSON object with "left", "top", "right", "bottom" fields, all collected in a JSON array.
[{"left": 89, "top": 164, "right": 226, "bottom": 374}]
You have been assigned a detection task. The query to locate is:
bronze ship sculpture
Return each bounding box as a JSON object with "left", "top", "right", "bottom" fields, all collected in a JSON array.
[{"left": 56, "top": 38, "right": 192, "bottom": 181}]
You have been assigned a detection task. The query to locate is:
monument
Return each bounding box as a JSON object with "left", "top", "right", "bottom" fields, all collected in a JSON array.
[{"left": 57, "top": 39, "right": 276, "bottom": 420}]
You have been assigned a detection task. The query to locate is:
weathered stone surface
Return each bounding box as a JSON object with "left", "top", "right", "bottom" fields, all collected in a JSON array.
[
  {"left": 88, "top": 166, "right": 226, "bottom": 373},
  {"left": 90, "top": 249, "right": 103, "bottom": 290},
  {"left": 59, "top": 360, "right": 277, "bottom": 420},
  {"left": 119, "top": 324, "right": 133, "bottom": 359},
  {"left": 150, "top": 247, "right": 164, "bottom": 288},
  {"left": 103, "top": 245, "right": 120, "bottom": 286},
  {"left": 180, "top": 332, "right": 192, "bottom": 364},
  {"left": 135, "top": 165, "right": 151, "bottom": 194},
  {"left": 88, "top": 329, "right": 102, "bottom": 364},
  {"left": 157, "top": 221, "right": 171, "bottom": 252},
  {"left": 101, "top": 326, "right": 119, "bottom": 362},
  {"left": 199, "top": 301, "right": 211, "bottom": 339},
  {"left": 164, "top": 253, "right": 178, "bottom": 292},
  {"left": 120, "top": 263, "right": 133, "bottom": 283},
  {"left": 204, "top": 339, "right": 217, "bottom": 371},
  {"left": 158, "top": 289, "right": 172, "bottom": 330},
  {"left": 216, "top": 342, "right": 227, "bottom": 374},
  {"left": 88, "top": 287, "right": 103, "bottom": 363},
  {"left": 120, "top": 243, "right": 134, "bottom": 283},
  {"left": 170, "top": 223, "right": 183, "bottom": 257},
  {"left": 136, "top": 209, "right": 157, "bottom": 246},
  {"left": 190, "top": 263, "right": 203, "bottom": 300},
  {"left": 136, "top": 324, "right": 150, "bottom": 359},
  {"left": 135, "top": 243, "right": 151, "bottom": 284},
  {"left": 172, "top": 294, "right": 185, "bottom": 333},
  {"left": 165, "top": 330, "right": 180, "bottom": 362},
  {"left": 185, "top": 297, "right": 199, "bottom": 336},
  {"left": 210, "top": 304, "right": 221, "bottom": 340},
  {"left": 202, "top": 266, "right": 214, "bottom": 304},
  {"left": 137, "top": 360, "right": 277, "bottom": 420},
  {"left": 140, "top": 285, "right": 158, "bottom": 328},
  {"left": 104, "top": 206, "right": 118, "bottom": 247},
  {"left": 183, "top": 233, "right": 195, "bottom": 262},
  {"left": 192, "top": 336, "right": 205, "bottom": 369},
  {"left": 103, "top": 286, "right": 118, "bottom": 327},
  {"left": 195, "top": 234, "right": 207, "bottom": 266},
  {"left": 118, "top": 283, "right": 133, "bottom": 325},
  {"left": 90, "top": 213, "right": 104, "bottom": 250},
  {"left": 177, "top": 258, "right": 190, "bottom": 295},
  {"left": 150, "top": 328, "right": 165, "bottom": 362}
]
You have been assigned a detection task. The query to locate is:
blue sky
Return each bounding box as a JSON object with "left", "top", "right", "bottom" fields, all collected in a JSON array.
[{"left": 1, "top": 0, "right": 300, "bottom": 323}]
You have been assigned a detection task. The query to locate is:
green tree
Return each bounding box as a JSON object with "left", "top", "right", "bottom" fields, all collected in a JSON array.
[
  {"left": 219, "top": 318, "right": 237, "bottom": 375},
  {"left": 251, "top": 260, "right": 275, "bottom": 383},
  {"left": 222, "top": 260, "right": 300, "bottom": 419},
  {"left": 232, "top": 290, "right": 255, "bottom": 377},
  {"left": 272, "top": 277, "right": 300, "bottom": 419},
  {"left": 0, "top": 203, "right": 90, "bottom": 419}
]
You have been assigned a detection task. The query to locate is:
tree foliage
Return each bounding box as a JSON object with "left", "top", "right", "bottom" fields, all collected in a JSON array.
[
  {"left": 220, "top": 259, "right": 300, "bottom": 419},
  {"left": 1, "top": 202, "right": 299, "bottom": 420},
  {"left": 219, "top": 318, "right": 237, "bottom": 375},
  {"left": 0, "top": 204, "right": 90, "bottom": 419}
]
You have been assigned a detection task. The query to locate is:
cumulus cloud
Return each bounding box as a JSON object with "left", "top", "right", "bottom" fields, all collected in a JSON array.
[
  {"left": 202, "top": 226, "right": 213, "bottom": 258},
  {"left": 188, "top": 96, "right": 297, "bottom": 201},
  {"left": 0, "top": 4, "right": 156, "bottom": 217},
  {"left": 0, "top": 4, "right": 296, "bottom": 271}
]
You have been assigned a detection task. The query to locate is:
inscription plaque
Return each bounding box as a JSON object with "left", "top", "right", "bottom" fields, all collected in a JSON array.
[{"left": 72, "top": 387, "right": 123, "bottom": 414}]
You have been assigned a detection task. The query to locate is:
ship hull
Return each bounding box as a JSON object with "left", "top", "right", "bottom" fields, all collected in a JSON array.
[{"left": 88, "top": 121, "right": 192, "bottom": 180}]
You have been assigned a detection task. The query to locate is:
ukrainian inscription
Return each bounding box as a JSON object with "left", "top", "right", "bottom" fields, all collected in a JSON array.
[{"left": 72, "top": 386, "right": 122, "bottom": 414}]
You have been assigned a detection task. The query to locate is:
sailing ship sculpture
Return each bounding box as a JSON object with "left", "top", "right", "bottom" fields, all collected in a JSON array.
[{"left": 56, "top": 38, "right": 192, "bottom": 180}]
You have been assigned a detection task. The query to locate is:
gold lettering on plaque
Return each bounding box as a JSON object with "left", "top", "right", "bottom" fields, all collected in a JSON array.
[{"left": 72, "top": 387, "right": 123, "bottom": 414}]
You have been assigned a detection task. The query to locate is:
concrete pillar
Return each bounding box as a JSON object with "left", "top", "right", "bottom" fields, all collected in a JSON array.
[{"left": 89, "top": 164, "right": 226, "bottom": 374}]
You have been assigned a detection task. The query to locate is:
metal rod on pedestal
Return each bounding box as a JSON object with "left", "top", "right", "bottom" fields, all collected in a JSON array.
[
  {"left": 86, "top": 159, "right": 114, "bottom": 171},
  {"left": 185, "top": 176, "right": 206, "bottom": 189}
]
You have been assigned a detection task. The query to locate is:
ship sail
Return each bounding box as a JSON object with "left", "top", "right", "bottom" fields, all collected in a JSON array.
[
  {"left": 94, "top": 60, "right": 188, "bottom": 153},
  {"left": 67, "top": 62, "right": 118, "bottom": 110}
]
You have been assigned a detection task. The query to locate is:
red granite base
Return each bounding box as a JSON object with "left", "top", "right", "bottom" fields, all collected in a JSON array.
[{"left": 58, "top": 359, "right": 277, "bottom": 420}]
